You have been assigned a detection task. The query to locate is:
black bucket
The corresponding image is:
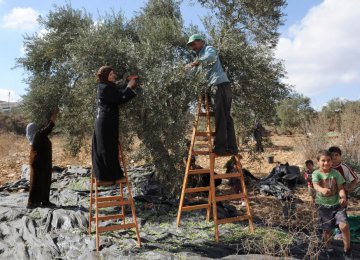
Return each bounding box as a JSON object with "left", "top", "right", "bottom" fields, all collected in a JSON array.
[{"left": 267, "top": 155, "right": 274, "bottom": 164}]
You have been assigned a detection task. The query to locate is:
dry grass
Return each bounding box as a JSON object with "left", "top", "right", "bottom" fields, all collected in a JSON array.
[
  {"left": 0, "top": 133, "right": 92, "bottom": 185},
  {"left": 0, "top": 132, "right": 28, "bottom": 185}
]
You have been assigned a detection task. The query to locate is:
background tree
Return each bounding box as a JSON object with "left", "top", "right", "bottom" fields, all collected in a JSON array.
[
  {"left": 276, "top": 92, "right": 316, "bottom": 134},
  {"left": 321, "top": 98, "right": 346, "bottom": 119},
  {"left": 320, "top": 98, "right": 347, "bottom": 132},
  {"left": 299, "top": 99, "right": 360, "bottom": 173},
  {"left": 17, "top": 0, "right": 289, "bottom": 195}
]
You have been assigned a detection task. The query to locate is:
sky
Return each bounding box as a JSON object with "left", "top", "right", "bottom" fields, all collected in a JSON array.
[{"left": 0, "top": 0, "right": 359, "bottom": 109}]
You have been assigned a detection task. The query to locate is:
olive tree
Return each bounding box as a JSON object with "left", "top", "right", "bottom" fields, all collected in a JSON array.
[{"left": 17, "top": 0, "right": 289, "bottom": 195}]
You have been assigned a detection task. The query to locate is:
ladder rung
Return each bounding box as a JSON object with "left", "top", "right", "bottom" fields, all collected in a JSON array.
[
  {"left": 193, "top": 150, "right": 210, "bottom": 155},
  {"left": 195, "top": 132, "right": 216, "bottom": 137},
  {"left": 92, "top": 195, "right": 124, "bottom": 203},
  {"left": 97, "top": 200, "right": 131, "bottom": 208},
  {"left": 188, "top": 169, "right": 210, "bottom": 175},
  {"left": 199, "top": 112, "right": 214, "bottom": 117},
  {"left": 194, "top": 143, "right": 210, "bottom": 147},
  {"left": 212, "top": 152, "right": 239, "bottom": 157},
  {"left": 91, "top": 213, "right": 125, "bottom": 222},
  {"left": 213, "top": 173, "right": 242, "bottom": 179},
  {"left": 94, "top": 178, "right": 127, "bottom": 186},
  {"left": 182, "top": 204, "right": 210, "bottom": 211},
  {"left": 185, "top": 186, "right": 210, "bottom": 193},
  {"left": 217, "top": 215, "right": 250, "bottom": 225},
  {"left": 98, "top": 223, "right": 136, "bottom": 233},
  {"left": 214, "top": 193, "right": 245, "bottom": 202}
]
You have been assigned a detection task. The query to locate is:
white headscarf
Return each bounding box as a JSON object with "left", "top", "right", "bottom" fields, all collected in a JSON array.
[{"left": 26, "top": 123, "right": 38, "bottom": 145}]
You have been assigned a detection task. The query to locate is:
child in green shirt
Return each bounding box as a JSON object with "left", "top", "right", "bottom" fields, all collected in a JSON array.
[{"left": 312, "top": 150, "right": 352, "bottom": 259}]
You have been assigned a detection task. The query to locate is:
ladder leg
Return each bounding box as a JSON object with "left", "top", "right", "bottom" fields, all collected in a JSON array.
[
  {"left": 129, "top": 191, "right": 141, "bottom": 246},
  {"left": 205, "top": 94, "right": 213, "bottom": 153},
  {"left": 95, "top": 180, "right": 100, "bottom": 252},
  {"left": 177, "top": 97, "right": 203, "bottom": 227},
  {"left": 176, "top": 172, "right": 187, "bottom": 227},
  {"left": 118, "top": 141, "right": 141, "bottom": 246},
  {"left": 235, "top": 155, "right": 254, "bottom": 233},
  {"left": 210, "top": 153, "right": 219, "bottom": 242},
  {"left": 206, "top": 188, "right": 212, "bottom": 222},
  {"left": 205, "top": 95, "right": 213, "bottom": 221},
  {"left": 118, "top": 144, "right": 126, "bottom": 225},
  {"left": 88, "top": 175, "right": 94, "bottom": 235},
  {"left": 120, "top": 182, "right": 125, "bottom": 224},
  {"left": 126, "top": 179, "right": 141, "bottom": 246}
]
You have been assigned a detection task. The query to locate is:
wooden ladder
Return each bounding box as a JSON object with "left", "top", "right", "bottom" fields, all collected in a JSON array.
[
  {"left": 88, "top": 142, "right": 141, "bottom": 251},
  {"left": 176, "top": 94, "right": 254, "bottom": 241},
  {"left": 210, "top": 153, "right": 254, "bottom": 241}
]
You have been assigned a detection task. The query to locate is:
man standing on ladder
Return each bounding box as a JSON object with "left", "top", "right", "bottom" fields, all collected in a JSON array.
[{"left": 186, "top": 34, "right": 238, "bottom": 155}]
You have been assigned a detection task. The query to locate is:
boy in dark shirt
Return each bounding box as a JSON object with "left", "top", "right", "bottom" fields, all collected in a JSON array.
[{"left": 303, "top": 159, "right": 315, "bottom": 201}]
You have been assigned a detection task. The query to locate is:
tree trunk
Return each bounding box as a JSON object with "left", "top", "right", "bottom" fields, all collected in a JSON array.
[{"left": 137, "top": 129, "right": 182, "bottom": 197}]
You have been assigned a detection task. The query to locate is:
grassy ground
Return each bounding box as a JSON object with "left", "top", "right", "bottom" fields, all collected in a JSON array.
[
  {"left": 1, "top": 131, "right": 359, "bottom": 258},
  {"left": 1, "top": 132, "right": 359, "bottom": 221}
]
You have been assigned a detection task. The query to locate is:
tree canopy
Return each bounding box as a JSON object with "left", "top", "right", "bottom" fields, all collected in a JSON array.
[
  {"left": 17, "top": 0, "right": 288, "bottom": 195},
  {"left": 276, "top": 92, "right": 315, "bottom": 133}
]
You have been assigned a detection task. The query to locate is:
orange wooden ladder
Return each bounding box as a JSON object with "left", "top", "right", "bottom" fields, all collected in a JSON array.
[
  {"left": 176, "top": 94, "right": 254, "bottom": 241},
  {"left": 210, "top": 152, "right": 254, "bottom": 241},
  {"left": 88, "top": 142, "right": 141, "bottom": 251},
  {"left": 176, "top": 94, "right": 214, "bottom": 226}
]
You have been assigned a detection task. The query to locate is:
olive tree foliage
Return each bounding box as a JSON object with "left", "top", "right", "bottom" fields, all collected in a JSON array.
[
  {"left": 17, "top": 6, "right": 94, "bottom": 154},
  {"left": 17, "top": 0, "right": 289, "bottom": 194},
  {"left": 197, "top": 0, "right": 289, "bottom": 136},
  {"left": 18, "top": 1, "right": 204, "bottom": 193},
  {"left": 276, "top": 92, "right": 316, "bottom": 133}
]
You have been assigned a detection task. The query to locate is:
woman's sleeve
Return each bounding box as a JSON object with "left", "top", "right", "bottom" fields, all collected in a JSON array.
[
  {"left": 37, "top": 120, "right": 55, "bottom": 137},
  {"left": 102, "top": 85, "right": 136, "bottom": 105}
]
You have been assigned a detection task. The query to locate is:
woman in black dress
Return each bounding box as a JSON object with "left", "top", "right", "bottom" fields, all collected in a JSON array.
[
  {"left": 26, "top": 109, "right": 58, "bottom": 209},
  {"left": 92, "top": 66, "right": 137, "bottom": 181}
]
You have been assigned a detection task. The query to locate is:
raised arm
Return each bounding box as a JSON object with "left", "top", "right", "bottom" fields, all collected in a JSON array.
[
  {"left": 100, "top": 80, "right": 137, "bottom": 105},
  {"left": 197, "top": 46, "right": 217, "bottom": 66},
  {"left": 37, "top": 120, "right": 55, "bottom": 137}
]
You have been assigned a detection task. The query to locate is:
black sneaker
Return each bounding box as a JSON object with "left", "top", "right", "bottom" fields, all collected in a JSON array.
[{"left": 344, "top": 248, "right": 353, "bottom": 260}]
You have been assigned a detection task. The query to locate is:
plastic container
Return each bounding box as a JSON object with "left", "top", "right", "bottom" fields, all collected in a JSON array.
[{"left": 267, "top": 155, "right": 274, "bottom": 164}]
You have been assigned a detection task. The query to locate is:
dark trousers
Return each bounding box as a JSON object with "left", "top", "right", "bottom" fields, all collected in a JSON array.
[
  {"left": 28, "top": 168, "right": 52, "bottom": 205},
  {"left": 213, "top": 82, "right": 238, "bottom": 153},
  {"left": 255, "top": 138, "right": 264, "bottom": 152}
]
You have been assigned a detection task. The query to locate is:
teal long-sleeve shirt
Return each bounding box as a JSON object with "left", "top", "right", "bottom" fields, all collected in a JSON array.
[{"left": 194, "top": 45, "right": 229, "bottom": 86}]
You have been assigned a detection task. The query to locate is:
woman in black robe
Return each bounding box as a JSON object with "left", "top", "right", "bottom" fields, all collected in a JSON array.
[
  {"left": 92, "top": 66, "right": 137, "bottom": 181},
  {"left": 26, "top": 109, "right": 58, "bottom": 209}
]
